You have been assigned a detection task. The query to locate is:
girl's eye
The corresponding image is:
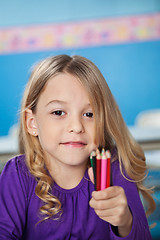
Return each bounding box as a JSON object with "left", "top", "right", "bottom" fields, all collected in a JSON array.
[
  {"left": 84, "top": 112, "right": 93, "bottom": 118},
  {"left": 52, "top": 110, "right": 65, "bottom": 116}
]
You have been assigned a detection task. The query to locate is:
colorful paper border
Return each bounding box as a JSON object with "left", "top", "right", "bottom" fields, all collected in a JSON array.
[{"left": 0, "top": 13, "right": 160, "bottom": 54}]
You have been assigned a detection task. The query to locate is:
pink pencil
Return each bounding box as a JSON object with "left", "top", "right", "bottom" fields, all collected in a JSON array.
[{"left": 101, "top": 148, "right": 107, "bottom": 190}]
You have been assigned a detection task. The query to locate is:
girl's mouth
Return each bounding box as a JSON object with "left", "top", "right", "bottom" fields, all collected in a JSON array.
[{"left": 61, "top": 141, "right": 87, "bottom": 148}]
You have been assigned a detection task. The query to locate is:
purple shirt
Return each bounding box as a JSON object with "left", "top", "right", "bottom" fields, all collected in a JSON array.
[{"left": 0, "top": 155, "right": 152, "bottom": 239}]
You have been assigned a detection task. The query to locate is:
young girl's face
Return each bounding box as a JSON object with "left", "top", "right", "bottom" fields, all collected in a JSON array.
[{"left": 27, "top": 73, "right": 97, "bottom": 170}]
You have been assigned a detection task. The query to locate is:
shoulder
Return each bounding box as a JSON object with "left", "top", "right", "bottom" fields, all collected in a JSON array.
[
  {"left": 111, "top": 149, "right": 146, "bottom": 218},
  {"left": 110, "top": 148, "right": 120, "bottom": 177},
  {"left": 1, "top": 154, "right": 26, "bottom": 170},
  {"left": 110, "top": 148, "right": 139, "bottom": 198},
  {"left": 111, "top": 147, "right": 132, "bottom": 183},
  {"left": 0, "top": 155, "right": 36, "bottom": 197},
  {"left": 1, "top": 154, "right": 30, "bottom": 179},
  {"left": 0, "top": 155, "right": 37, "bottom": 237}
]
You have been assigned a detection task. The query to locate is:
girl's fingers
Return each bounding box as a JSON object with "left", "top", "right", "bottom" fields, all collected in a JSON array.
[
  {"left": 94, "top": 204, "right": 133, "bottom": 228},
  {"left": 89, "top": 186, "right": 132, "bottom": 227},
  {"left": 88, "top": 167, "right": 94, "bottom": 184},
  {"left": 94, "top": 206, "right": 117, "bottom": 217},
  {"left": 92, "top": 186, "right": 125, "bottom": 200},
  {"left": 89, "top": 194, "right": 120, "bottom": 210}
]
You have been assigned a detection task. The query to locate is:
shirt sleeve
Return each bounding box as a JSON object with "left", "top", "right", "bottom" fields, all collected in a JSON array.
[
  {"left": 109, "top": 160, "right": 152, "bottom": 240},
  {"left": 0, "top": 156, "right": 29, "bottom": 239}
]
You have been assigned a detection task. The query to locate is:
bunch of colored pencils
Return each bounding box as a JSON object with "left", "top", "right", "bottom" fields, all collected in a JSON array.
[{"left": 90, "top": 148, "right": 112, "bottom": 191}]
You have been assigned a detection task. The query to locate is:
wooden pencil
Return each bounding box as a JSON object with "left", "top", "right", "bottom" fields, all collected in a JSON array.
[
  {"left": 106, "top": 150, "right": 111, "bottom": 188},
  {"left": 90, "top": 150, "right": 97, "bottom": 190},
  {"left": 101, "top": 148, "right": 107, "bottom": 190},
  {"left": 96, "top": 148, "right": 101, "bottom": 191}
]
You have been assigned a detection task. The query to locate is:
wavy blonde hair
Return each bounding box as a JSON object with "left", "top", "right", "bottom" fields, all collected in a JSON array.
[{"left": 19, "top": 54, "right": 155, "bottom": 221}]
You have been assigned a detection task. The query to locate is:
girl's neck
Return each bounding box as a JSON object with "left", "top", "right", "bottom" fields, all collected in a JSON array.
[{"left": 46, "top": 161, "right": 87, "bottom": 190}]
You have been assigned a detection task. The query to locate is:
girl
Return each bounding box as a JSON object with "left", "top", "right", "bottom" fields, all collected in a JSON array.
[{"left": 0, "top": 54, "right": 155, "bottom": 239}]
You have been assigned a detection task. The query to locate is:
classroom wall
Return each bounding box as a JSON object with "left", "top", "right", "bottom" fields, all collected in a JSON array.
[
  {"left": 0, "top": 0, "right": 160, "bottom": 136},
  {"left": 1, "top": 0, "right": 160, "bottom": 26}
]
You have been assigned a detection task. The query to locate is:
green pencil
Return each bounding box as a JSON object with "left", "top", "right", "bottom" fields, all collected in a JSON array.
[{"left": 90, "top": 150, "right": 97, "bottom": 190}]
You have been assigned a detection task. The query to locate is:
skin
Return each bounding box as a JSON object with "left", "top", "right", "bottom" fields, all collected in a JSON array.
[
  {"left": 26, "top": 73, "right": 97, "bottom": 189},
  {"left": 88, "top": 168, "right": 133, "bottom": 237},
  {"left": 26, "top": 72, "right": 133, "bottom": 237}
]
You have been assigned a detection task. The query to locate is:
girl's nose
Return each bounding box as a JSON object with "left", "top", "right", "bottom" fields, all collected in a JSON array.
[{"left": 67, "top": 116, "right": 85, "bottom": 134}]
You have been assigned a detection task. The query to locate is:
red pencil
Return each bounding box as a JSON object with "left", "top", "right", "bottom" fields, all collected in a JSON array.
[
  {"left": 106, "top": 150, "right": 111, "bottom": 188},
  {"left": 96, "top": 148, "right": 101, "bottom": 191}
]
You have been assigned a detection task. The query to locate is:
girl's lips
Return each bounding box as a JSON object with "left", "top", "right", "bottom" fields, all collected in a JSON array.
[{"left": 61, "top": 141, "right": 87, "bottom": 148}]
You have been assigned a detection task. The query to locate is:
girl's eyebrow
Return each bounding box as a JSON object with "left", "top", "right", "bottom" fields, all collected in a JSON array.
[
  {"left": 46, "top": 100, "right": 92, "bottom": 108},
  {"left": 46, "top": 100, "right": 67, "bottom": 107}
]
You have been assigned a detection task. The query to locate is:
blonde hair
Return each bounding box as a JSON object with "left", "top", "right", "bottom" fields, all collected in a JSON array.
[{"left": 19, "top": 54, "right": 155, "bottom": 221}]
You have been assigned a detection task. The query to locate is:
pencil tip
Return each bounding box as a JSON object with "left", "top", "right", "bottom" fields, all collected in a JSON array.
[
  {"left": 96, "top": 148, "right": 101, "bottom": 158},
  {"left": 106, "top": 150, "right": 111, "bottom": 158},
  {"left": 90, "top": 150, "right": 96, "bottom": 157},
  {"left": 96, "top": 148, "right": 100, "bottom": 154}
]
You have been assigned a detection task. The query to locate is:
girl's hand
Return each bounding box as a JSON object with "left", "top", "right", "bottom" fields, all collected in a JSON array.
[{"left": 88, "top": 168, "right": 133, "bottom": 237}]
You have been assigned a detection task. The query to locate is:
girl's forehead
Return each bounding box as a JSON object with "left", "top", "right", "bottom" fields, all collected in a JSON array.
[
  {"left": 46, "top": 73, "right": 88, "bottom": 94},
  {"left": 37, "top": 73, "right": 92, "bottom": 107}
]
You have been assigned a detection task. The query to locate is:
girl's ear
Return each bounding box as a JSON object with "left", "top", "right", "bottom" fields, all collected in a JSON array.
[{"left": 25, "top": 109, "right": 38, "bottom": 136}]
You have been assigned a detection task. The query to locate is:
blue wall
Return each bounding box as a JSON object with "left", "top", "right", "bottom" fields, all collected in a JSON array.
[
  {"left": 0, "top": 0, "right": 160, "bottom": 136},
  {"left": 0, "top": 0, "right": 160, "bottom": 26}
]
